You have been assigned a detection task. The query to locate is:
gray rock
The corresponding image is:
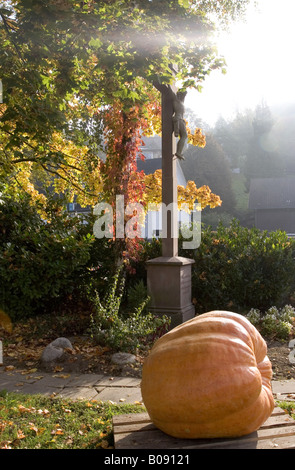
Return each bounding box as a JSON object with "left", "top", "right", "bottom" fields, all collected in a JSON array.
[
  {"left": 111, "top": 352, "right": 136, "bottom": 366},
  {"left": 41, "top": 337, "right": 74, "bottom": 363}
]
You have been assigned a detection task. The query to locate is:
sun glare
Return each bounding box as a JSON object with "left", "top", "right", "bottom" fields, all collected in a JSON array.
[{"left": 188, "top": 0, "right": 295, "bottom": 125}]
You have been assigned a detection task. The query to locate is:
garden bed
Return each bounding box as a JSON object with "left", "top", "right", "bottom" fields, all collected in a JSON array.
[{"left": 1, "top": 329, "right": 294, "bottom": 381}]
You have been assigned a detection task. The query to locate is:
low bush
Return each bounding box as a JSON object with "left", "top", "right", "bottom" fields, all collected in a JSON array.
[
  {"left": 180, "top": 220, "right": 295, "bottom": 313},
  {"left": 89, "top": 267, "right": 170, "bottom": 353},
  {"left": 0, "top": 195, "right": 116, "bottom": 321},
  {"left": 246, "top": 305, "right": 295, "bottom": 340}
]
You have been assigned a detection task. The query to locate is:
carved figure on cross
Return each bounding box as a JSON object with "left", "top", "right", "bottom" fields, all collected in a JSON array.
[
  {"left": 170, "top": 88, "right": 187, "bottom": 160},
  {"left": 154, "top": 80, "right": 188, "bottom": 161}
]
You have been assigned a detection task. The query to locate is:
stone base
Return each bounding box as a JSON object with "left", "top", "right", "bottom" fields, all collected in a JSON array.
[{"left": 146, "top": 256, "right": 195, "bottom": 329}]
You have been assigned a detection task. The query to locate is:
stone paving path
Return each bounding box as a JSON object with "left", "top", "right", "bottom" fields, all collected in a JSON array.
[
  {"left": 0, "top": 367, "right": 143, "bottom": 403},
  {"left": 1, "top": 365, "right": 295, "bottom": 404}
]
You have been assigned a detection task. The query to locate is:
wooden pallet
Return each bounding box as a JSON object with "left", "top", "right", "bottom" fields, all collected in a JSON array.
[{"left": 113, "top": 407, "right": 295, "bottom": 449}]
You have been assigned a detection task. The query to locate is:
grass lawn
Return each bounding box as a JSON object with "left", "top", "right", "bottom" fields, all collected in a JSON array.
[{"left": 0, "top": 390, "right": 143, "bottom": 449}]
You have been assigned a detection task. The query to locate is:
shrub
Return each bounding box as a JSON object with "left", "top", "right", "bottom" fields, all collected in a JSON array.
[
  {"left": 89, "top": 267, "right": 170, "bottom": 352},
  {"left": 127, "top": 279, "right": 150, "bottom": 314},
  {"left": 246, "top": 305, "right": 295, "bottom": 340},
  {"left": 0, "top": 195, "right": 116, "bottom": 321},
  {"left": 180, "top": 220, "right": 295, "bottom": 312}
]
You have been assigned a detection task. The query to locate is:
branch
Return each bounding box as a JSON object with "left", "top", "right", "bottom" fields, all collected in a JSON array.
[
  {"left": 3, "top": 129, "right": 84, "bottom": 172},
  {"left": 0, "top": 12, "right": 24, "bottom": 64},
  {"left": 11, "top": 157, "right": 39, "bottom": 164},
  {"left": 41, "top": 163, "right": 97, "bottom": 198}
]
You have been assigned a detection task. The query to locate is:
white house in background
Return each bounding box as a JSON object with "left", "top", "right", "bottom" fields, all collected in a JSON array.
[
  {"left": 136, "top": 156, "right": 191, "bottom": 239},
  {"left": 67, "top": 135, "right": 194, "bottom": 239}
]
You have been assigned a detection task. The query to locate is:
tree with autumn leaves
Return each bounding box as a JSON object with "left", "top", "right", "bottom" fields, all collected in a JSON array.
[{"left": 0, "top": 0, "right": 250, "bottom": 259}]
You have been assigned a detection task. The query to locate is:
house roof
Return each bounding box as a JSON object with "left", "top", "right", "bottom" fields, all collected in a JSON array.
[
  {"left": 136, "top": 157, "right": 187, "bottom": 187},
  {"left": 249, "top": 177, "right": 295, "bottom": 210}
]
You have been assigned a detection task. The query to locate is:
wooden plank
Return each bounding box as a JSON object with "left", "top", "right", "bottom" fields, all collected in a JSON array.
[
  {"left": 114, "top": 426, "right": 295, "bottom": 450},
  {"left": 113, "top": 407, "right": 295, "bottom": 449}
]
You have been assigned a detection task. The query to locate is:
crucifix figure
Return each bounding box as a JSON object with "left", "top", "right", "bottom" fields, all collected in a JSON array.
[
  {"left": 171, "top": 88, "right": 188, "bottom": 160},
  {"left": 146, "top": 77, "right": 195, "bottom": 329},
  {"left": 155, "top": 82, "right": 188, "bottom": 160}
]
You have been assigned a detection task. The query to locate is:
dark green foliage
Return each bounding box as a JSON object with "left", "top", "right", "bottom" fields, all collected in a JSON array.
[
  {"left": 127, "top": 279, "right": 150, "bottom": 314},
  {"left": 180, "top": 220, "right": 295, "bottom": 313},
  {"left": 2, "top": 193, "right": 295, "bottom": 328},
  {"left": 89, "top": 267, "right": 170, "bottom": 353},
  {"left": 132, "top": 222, "right": 295, "bottom": 314},
  {"left": 0, "top": 195, "right": 116, "bottom": 321}
]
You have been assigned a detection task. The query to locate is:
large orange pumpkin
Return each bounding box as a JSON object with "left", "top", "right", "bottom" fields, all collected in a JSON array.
[{"left": 141, "top": 311, "right": 274, "bottom": 439}]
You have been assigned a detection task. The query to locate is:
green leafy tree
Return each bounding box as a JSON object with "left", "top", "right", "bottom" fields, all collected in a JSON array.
[{"left": 0, "top": 0, "right": 250, "bottom": 203}]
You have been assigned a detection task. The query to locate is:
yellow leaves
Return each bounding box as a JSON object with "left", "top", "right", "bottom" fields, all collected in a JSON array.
[
  {"left": 142, "top": 169, "right": 162, "bottom": 206},
  {"left": 186, "top": 125, "right": 206, "bottom": 148},
  {"left": 52, "top": 373, "right": 71, "bottom": 379},
  {"left": 16, "top": 429, "right": 26, "bottom": 440},
  {"left": 51, "top": 425, "right": 64, "bottom": 436},
  {"left": 17, "top": 404, "right": 50, "bottom": 416},
  {"left": 0, "top": 103, "right": 7, "bottom": 118},
  {"left": 143, "top": 104, "right": 162, "bottom": 137},
  {"left": 143, "top": 170, "right": 222, "bottom": 211},
  {"left": 2, "top": 127, "right": 103, "bottom": 210},
  {"left": 0, "top": 310, "right": 12, "bottom": 333},
  {"left": 179, "top": 180, "right": 222, "bottom": 210},
  {"left": 18, "top": 405, "right": 34, "bottom": 414},
  {"left": 29, "top": 424, "right": 45, "bottom": 436}
]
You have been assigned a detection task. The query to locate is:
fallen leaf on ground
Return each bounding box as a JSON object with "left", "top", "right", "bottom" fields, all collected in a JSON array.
[
  {"left": 52, "top": 374, "right": 70, "bottom": 379},
  {"left": 51, "top": 427, "right": 64, "bottom": 435},
  {"left": 29, "top": 424, "right": 45, "bottom": 436},
  {"left": 100, "top": 439, "right": 110, "bottom": 449},
  {"left": 21, "top": 368, "right": 37, "bottom": 374},
  {"left": 16, "top": 429, "right": 26, "bottom": 439}
]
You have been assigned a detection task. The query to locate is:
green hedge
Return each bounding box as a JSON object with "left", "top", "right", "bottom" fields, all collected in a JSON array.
[
  {"left": 0, "top": 195, "right": 117, "bottom": 321},
  {"left": 2, "top": 196, "right": 295, "bottom": 323},
  {"left": 131, "top": 221, "right": 295, "bottom": 313},
  {"left": 179, "top": 220, "right": 295, "bottom": 313}
]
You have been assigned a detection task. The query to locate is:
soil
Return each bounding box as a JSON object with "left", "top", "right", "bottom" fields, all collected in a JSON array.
[
  {"left": 0, "top": 334, "right": 145, "bottom": 378},
  {"left": 1, "top": 309, "right": 295, "bottom": 381},
  {"left": 1, "top": 332, "right": 295, "bottom": 382},
  {"left": 265, "top": 340, "right": 295, "bottom": 381}
]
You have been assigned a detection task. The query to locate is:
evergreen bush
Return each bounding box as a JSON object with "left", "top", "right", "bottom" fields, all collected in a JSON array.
[
  {"left": 0, "top": 195, "right": 116, "bottom": 321},
  {"left": 180, "top": 219, "right": 295, "bottom": 312}
]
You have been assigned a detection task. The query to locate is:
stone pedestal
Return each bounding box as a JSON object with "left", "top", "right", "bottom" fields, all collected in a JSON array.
[
  {"left": 146, "top": 256, "right": 195, "bottom": 329},
  {"left": 147, "top": 78, "right": 196, "bottom": 329}
]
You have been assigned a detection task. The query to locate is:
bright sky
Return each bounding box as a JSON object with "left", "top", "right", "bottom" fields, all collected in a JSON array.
[{"left": 188, "top": 0, "right": 295, "bottom": 126}]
